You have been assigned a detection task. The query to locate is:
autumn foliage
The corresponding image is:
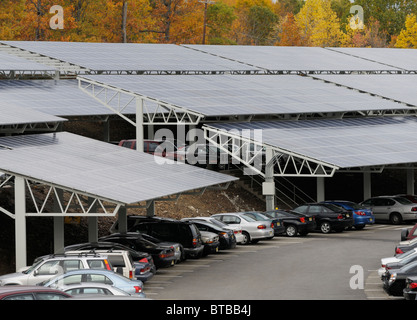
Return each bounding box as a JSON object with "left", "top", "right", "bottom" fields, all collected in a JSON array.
[{"left": 0, "top": 0, "right": 416, "bottom": 47}]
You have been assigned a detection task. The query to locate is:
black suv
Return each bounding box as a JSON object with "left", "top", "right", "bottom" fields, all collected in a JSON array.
[
  {"left": 127, "top": 216, "right": 204, "bottom": 259},
  {"left": 292, "top": 203, "right": 353, "bottom": 234}
]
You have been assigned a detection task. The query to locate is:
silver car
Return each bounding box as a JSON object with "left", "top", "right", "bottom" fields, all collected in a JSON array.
[
  {"left": 40, "top": 269, "right": 146, "bottom": 298},
  {"left": 360, "top": 196, "right": 417, "bottom": 224},
  {"left": 211, "top": 212, "right": 274, "bottom": 244}
]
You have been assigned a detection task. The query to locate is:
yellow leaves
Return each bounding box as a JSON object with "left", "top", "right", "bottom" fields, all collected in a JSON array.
[
  {"left": 395, "top": 14, "right": 417, "bottom": 48},
  {"left": 295, "top": 0, "right": 344, "bottom": 47}
]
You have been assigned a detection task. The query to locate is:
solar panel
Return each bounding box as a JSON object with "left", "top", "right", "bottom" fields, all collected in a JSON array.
[
  {"left": 327, "top": 47, "right": 417, "bottom": 72},
  {"left": 81, "top": 74, "right": 412, "bottom": 117},
  {"left": 183, "top": 45, "right": 401, "bottom": 73},
  {"left": 312, "top": 74, "right": 417, "bottom": 107},
  {"left": 0, "top": 104, "right": 65, "bottom": 126},
  {"left": 0, "top": 51, "right": 54, "bottom": 71},
  {"left": 207, "top": 117, "right": 417, "bottom": 168},
  {"left": 0, "top": 132, "right": 237, "bottom": 204},
  {"left": 0, "top": 79, "right": 134, "bottom": 117},
  {"left": 1, "top": 41, "right": 260, "bottom": 73}
]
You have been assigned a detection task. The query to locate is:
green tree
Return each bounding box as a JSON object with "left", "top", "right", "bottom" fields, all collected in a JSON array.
[
  {"left": 207, "top": 1, "right": 236, "bottom": 44},
  {"left": 246, "top": 5, "right": 277, "bottom": 44}
]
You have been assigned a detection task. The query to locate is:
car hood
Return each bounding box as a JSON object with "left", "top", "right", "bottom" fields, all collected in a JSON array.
[
  {"left": 381, "top": 257, "right": 399, "bottom": 265},
  {"left": 0, "top": 271, "right": 27, "bottom": 281}
]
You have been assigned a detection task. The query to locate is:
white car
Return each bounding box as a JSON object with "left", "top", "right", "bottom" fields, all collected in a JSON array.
[
  {"left": 360, "top": 196, "right": 417, "bottom": 224},
  {"left": 185, "top": 216, "right": 245, "bottom": 244},
  {"left": 211, "top": 212, "right": 274, "bottom": 244},
  {"left": 378, "top": 248, "right": 417, "bottom": 277}
]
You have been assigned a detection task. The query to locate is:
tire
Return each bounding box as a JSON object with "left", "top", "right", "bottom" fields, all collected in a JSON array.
[
  {"left": 320, "top": 221, "right": 331, "bottom": 234},
  {"left": 285, "top": 225, "right": 298, "bottom": 237},
  {"left": 390, "top": 213, "right": 403, "bottom": 225},
  {"left": 241, "top": 231, "right": 251, "bottom": 245}
]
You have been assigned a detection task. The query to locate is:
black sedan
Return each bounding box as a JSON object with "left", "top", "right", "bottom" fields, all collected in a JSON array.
[
  {"left": 181, "top": 218, "right": 237, "bottom": 250},
  {"left": 99, "top": 233, "right": 176, "bottom": 269},
  {"left": 263, "top": 210, "right": 316, "bottom": 237},
  {"left": 403, "top": 275, "right": 417, "bottom": 300},
  {"left": 383, "top": 260, "right": 417, "bottom": 296},
  {"left": 292, "top": 203, "right": 353, "bottom": 234}
]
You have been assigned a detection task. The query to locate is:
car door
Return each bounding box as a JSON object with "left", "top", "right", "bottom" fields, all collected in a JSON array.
[{"left": 371, "top": 198, "right": 392, "bottom": 221}]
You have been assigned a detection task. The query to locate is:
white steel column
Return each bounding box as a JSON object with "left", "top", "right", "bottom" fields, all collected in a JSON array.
[
  {"left": 407, "top": 169, "right": 415, "bottom": 195},
  {"left": 14, "top": 176, "right": 27, "bottom": 271},
  {"left": 316, "top": 177, "right": 325, "bottom": 202},
  {"left": 363, "top": 172, "right": 371, "bottom": 200},
  {"left": 263, "top": 147, "right": 275, "bottom": 211},
  {"left": 136, "top": 97, "right": 144, "bottom": 152}
]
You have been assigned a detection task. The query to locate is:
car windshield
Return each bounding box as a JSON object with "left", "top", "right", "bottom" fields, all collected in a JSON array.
[
  {"left": 23, "top": 259, "right": 45, "bottom": 274},
  {"left": 397, "top": 249, "right": 417, "bottom": 260},
  {"left": 240, "top": 215, "right": 256, "bottom": 222},
  {"left": 394, "top": 197, "right": 413, "bottom": 205},
  {"left": 207, "top": 218, "right": 228, "bottom": 228}
]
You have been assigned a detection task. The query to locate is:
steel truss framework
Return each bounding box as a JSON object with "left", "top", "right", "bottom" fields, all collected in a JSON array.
[
  {"left": 78, "top": 77, "right": 204, "bottom": 126},
  {"left": 203, "top": 125, "right": 339, "bottom": 178},
  {"left": 0, "top": 174, "right": 122, "bottom": 219},
  {"left": 0, "top": 122, "right": 62, "bottom": 134}
]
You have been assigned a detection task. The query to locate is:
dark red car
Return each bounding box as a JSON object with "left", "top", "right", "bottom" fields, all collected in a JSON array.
[{"left": 0, "top": 286, "right": 72, "bottom": 300}]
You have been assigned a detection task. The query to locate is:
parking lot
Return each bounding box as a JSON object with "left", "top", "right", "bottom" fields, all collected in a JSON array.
[{"left": 143, "top": 223, "right": 405, "bottom": 300}]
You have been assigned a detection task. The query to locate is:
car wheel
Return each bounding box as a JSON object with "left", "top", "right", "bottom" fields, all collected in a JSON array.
[
  {"left": 241, "top": 231, "right": 251, "bottom": 245},
  {"left": 390, "top": 213, "right": 403, "bottom": 225},
  {"left": 285, "top": 225, "right": 298, "bottom": 237},
  {"left": 320, "top": 221, "right": 331, "bottom": 234}
]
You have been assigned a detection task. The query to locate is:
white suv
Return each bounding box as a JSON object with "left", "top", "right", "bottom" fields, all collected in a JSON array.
[{"left": 0, "top": 253, "right": 112, "bottom": 286}]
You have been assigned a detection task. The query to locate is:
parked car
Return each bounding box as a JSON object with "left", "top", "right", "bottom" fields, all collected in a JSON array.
[
  {"left": 184, "top": 216, "right": 244, "bottom": 244},
  {"left": 395, "top": 237, "right": 417, "bottom": 256},
  {"left": 139, "top": 233, "right": 184, "bottom": 264},
  {"left": 181, "top": 144, "right": 230, "bottom": 170},
  {"left": 403, "top": 275, "right": 417, "bottom": 300},
  {"left": 63, "top": 241, "right": 156, "bottom": 280},
  {"left": 380, "top": 249, "right": 417, "bottom": 278},
  {"left": 58, "top": 282, "right": 134, "bottom": 297},
  {"left": 382, "top": 260, "right": 417, "bottom": 296},
  {"left": 211, "top": 212, "right": 274, "bottom": 244},
  {"left": 126, "top": 216, "right": 205, "bottom": 259},
  {"left": 292, "top": 203, "right": 353, "bottom": 234},
  {"left": 263, "top": 210, "right": 316, "bottom": 237},
  {"left": 241, "top": 211, "right": 284, "bottom": 236},
  {"left": 40, "top": 269, "right": 145, "bottom": 298},
  {"left": 65, "top": 249, "right": 154, "bottom": 283},
  {"left": 181, "top": 218, "right": 237, "bottom": 250},
  {"left": 0, "top": 252, "right": 112, "bottom": 286},
  {"left": 99, "top": 233, "right": 177, "bottom": 268},
  {"left": 394, "top": 194, "right": 417, "bottom": 203},
  {"left": 378, "top": 248, "right": 417, "bottom": 277},
  {"left": 401, "top": 223, "right": 417, "bottom": 241},
  {"left": 200, "top": 231, "right": 220, "bottom": 255},
  {"left": 118, "top": 139, "right": 179, "bottom": 160},
  {"left": 321, "top": 200, "right": 374, "bottom": 230},
  {"left": 0, "top": 286, "right": 72, "bottom": 300},
  {"left": 360, "top": 196, "right": 417, "bottom": 225}
]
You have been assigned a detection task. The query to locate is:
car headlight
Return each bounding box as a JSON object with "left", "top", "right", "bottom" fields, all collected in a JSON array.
[{"left": 389, "top": 273, "right": 397, "bottom": 283}]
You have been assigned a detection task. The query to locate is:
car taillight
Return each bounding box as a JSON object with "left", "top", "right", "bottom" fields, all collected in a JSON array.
[
  {"left": 134, "top": 286, "right": 142, "bottom": 293},
  {"left": 412, "top": 207, "right": 417, "bottom": 212},
  {"left": 410, "top": 282, "right": 417, "bottom": 289},
  {"left": 193, "top": 238, "right": 198, "bottom": 246},
  {"left": 219, "top": 232, "right": 229, "bottom": 238},
  {"left": 337, "top": 214, "right": 343, "bottom": 220},
  {"left": 104, "top": 259, "right": 112, "bottom": 271},
  {"left": 396, "top": 247, "right": 404, "bottom": 254},
  {"left": 354, "top": 211, "right": 366, "bottom": 216},
  {"left": 139, "top": 258, "right": 149, "bottom": 263},
  {"left": 257, "top": 225, "right": 266, "bottom": 229},
  {"left": 299, "top": 217, "right": 305, "bottom": 223},
  {"left": 159, "top": 251, "right": 174, "bottom": 258},
  {"left": 270, "top": 222, "right": 274, "bottom": 228},
  {"left": 129, "top": 270, "right": 133, "bottom": 279},
  {"left": 140, "top": 266, "right": 150, "bottom": 274}
]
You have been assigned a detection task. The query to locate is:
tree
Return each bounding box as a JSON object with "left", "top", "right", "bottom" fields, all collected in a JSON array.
[
  {"left": 277, "top": 12, "right": 302, "bottom": 46},
  {"left": 395, "top": 14, "right": 417, "bottom": 48},
  {"left": 295, "top": 0, "right": 344, "bottom": 46},
  {"left": 247, "top": 5, "right": 277, "bottom": 44},
  {"left": 206, "top": 1, "right": 236, "bottom": 44}
]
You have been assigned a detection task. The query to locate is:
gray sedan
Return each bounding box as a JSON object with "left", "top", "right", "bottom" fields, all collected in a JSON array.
[
  {"left": 40, "top": 269, "right": 146, "bottom": 298},
  {"left": 360, "top": 196, "right": 417, "bottom": 224}
]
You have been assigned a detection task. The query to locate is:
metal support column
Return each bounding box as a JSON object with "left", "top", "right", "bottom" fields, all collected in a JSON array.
[
  {"left": 118, "top": 206, "right": 127, "bottom": 234},
  {"left": 146, "top": 200, "right": 155, "bottom": 217},
  {"left": 407, "top": 168, "right": 415, "bottom": 195},
  {"left": 363, "top": 172, "right": 371, "bottom": 200},
  {"left": 53, "top": 189, "right": 64, "bottom": 253},
  {"left": 14, "top": 176, "right": 27, "bottom": 271},
  {"left": 316, "top": 177, "right": 325, "bottom": 202},
  {"left": 263, "top": 147, "right": 275, "bottom": 211},
  {"left": 136, "top": 97, "right": 144, "bottom": 152}
]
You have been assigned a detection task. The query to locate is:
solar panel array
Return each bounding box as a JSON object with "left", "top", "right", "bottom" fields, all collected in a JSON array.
[
  {"left": 208, "top": 117, "right": 417, "bottom": 168},
  {"left": 81, "top": 74, "right": 413, "bottom": 117},
  {"left": 0, "top": 51, "right": 55, "bottom": 72},
  {"left": 0, "top": 132, "right": 237, "bottom": 204},
  {"left": 0, "top": 104, "right": 65, "bottom": 126}
]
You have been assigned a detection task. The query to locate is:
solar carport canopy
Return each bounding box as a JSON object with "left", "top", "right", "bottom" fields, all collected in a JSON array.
[
  {"left": 1, "top": 41, "right": 260, "bottom": 73},
  {"left": 0, "top": 132, "right": 237, "bottom": 204},
  {"left": 206, "top": 116, "right": 417, "bottom": 169},
  {"left": 80, "top": 74, "right": 412, "bottom": 117},
  {"left": 0, "top": 51, "right": 54, "bottom": 72}
]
